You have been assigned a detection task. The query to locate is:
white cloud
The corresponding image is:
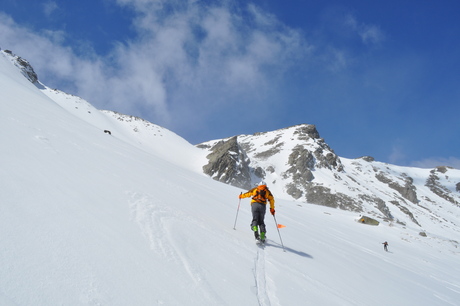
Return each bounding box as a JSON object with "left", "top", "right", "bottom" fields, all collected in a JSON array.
[
  {"left": 388, "top": 143, "right": 406, "bottom": 165},
  {"left": 410, "top": 157, "right": 460, "bottom": 170},
  {"left": 359, "top": 24, "right": 384, "bottom": 45},
  {"left": 43, "top": 1, "right": 59, "bottom": 18},
  {"left": 324, "top": 47, "right": 349, "bottom": 72},
  {"left": 105, "top": 0, "right": 308, "bottom": 122},
  {"left": 387, "top": 140, "right": 460, "bottom": 169},
  {"left": 0, "top": 1, "right": 308, "bottom": 130},
  {"left": 345, "top": 14, "right": 385, "bottom": 46}
]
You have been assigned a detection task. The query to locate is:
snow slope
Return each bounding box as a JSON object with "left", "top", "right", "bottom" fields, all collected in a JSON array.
[{"left": 1, "top": 50, "right": 459, "bottom": 305}]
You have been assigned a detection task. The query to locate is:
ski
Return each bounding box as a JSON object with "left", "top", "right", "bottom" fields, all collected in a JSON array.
[{"left": 256, "top": 238, "right": 266, "bottom": 247}]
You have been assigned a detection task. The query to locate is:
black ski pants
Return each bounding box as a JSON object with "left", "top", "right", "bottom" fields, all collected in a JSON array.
[{"left": 251, "top": 202, "right": 267, "bottom": 233}]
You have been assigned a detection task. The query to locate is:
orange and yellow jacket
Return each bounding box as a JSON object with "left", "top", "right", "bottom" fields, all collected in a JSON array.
[{"left": 240, "top": 185, "right": 275, "bottom": 210}]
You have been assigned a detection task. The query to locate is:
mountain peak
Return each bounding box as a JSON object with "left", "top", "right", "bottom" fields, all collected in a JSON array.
[
  {"left": 283, "top": 123, "right": 321, "bottom": 139},
  {"left": 197, "top": 124, "right": 460, "bottom": 231},
  {"left": 197, "top": 124, "right": 343, "bottom": 191}
]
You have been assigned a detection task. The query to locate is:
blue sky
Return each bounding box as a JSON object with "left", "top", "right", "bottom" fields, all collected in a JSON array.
[{"left": 1, "top": 0, "right": 459, "bottom": 168}]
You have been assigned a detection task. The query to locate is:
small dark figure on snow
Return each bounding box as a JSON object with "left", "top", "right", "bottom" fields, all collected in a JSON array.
[
  {"left": 382, "top": 241, "right": 389, "bottom": 251},
  {"left": 239, "top": 181, "right": 275, "bottom": 243}
]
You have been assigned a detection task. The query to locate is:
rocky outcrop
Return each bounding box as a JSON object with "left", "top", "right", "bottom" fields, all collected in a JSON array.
[
  {"left": 2, "top": 50, "right": 38, "bottom": 83},
  {"left": 293, "top": 124, "right": 320, "bottom": 139},
  {"left": 358, "top": 194, "right": 393, "bottom": 220},
  {"left": 390, "top": 200, "right": 421, "bottom": 227},
  {"left": 198, "top": 124, "right": 343, "bottom": 192},
  {"left": 375, "top": 172, "right": 418, "bottom": 204},
  {"left": 358, "top": 156, "right": 375, "bottom": 162},
  {"left": 284, "top": 145, "right": 315, "bottom": 181},
  {"left": 200, "top": 136, "right": 254, "bottom": 189},
  {"left": 314, "top": 145, "right": 343, "bottom": 171},
  {"left": 293, "top": 125, "right": 343, "bottom": 171},
  {"left": 426, "top": 168, "right": 458, "bottom": 205},
  {"left": 306, "top": 184, "right": 361, "bottom": 212}
]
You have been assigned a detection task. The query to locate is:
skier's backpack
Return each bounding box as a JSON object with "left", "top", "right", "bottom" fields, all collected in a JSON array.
[{"left": 252, "top": 185, "right": 268, "bottom": 203}]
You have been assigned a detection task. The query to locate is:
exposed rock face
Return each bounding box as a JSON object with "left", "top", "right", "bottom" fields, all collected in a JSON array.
[
  {"left": 2, "top": 50, "right": 38, "bottom": 83},
  {"left": 358, "top": 156, "right": 375, "bottom": 162},
  {"left": 200, "top": 136, "right": 253, "bottom": 189},
  {"left": 306, "top": 184, "right": 361, "bottom": 212},
  {"left": 198, "top": 124, "right": 343, "bottom": 193},
  {"left": 390, "top": 200, "right": 421, "bottom": 226},
  {"left": 375, "top": 172, "right": 418, "bottom": 204},
  {"left": 284, "top": 145, "right": 315, "bottom": 181},
  {"left": 293, "top": 124, "right": 320, "bottom": 139},
  {"left": 426, "top": 168, "right": 458, "bottom": 205},
  {"left": 358, "top": 194, "right": 392, "bottom": 220}
]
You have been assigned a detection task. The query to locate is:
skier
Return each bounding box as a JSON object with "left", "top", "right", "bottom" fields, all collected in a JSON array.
[
  {"left": 382, "top": 241, "right": 389, "bottom": 251},
  {"left": 239, "top": 181, "right": 275, "bottom": 242}
]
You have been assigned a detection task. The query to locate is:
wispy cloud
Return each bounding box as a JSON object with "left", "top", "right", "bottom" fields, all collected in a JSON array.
[
  {"left": 0, "top": 1, "right": 395, "bottom": 146},
  {"left": 0, "top": 1, "right": 309, "bottom": 134},
  {"left": 345, "top": 14, "right": 385, "bottom": 46},
  {"left": 410, "top": 157, "right": 460, "bottom": 169},
  {"left": 388, "top": 142, "right": 407, "bottom": 165},
  {"left": 43, "top": 1, "right": 59, "bottom": 18},
  {"left": 387, "top": 139, "right": 460, "bottom": 169}
]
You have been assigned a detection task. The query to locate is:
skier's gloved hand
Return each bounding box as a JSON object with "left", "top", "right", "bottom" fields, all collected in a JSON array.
[
  {"left": 239, "top": 194, "right": 243, "bottom": 199},
  {"left": 270, "top": 208, "right": 275, "bottom": 215}
]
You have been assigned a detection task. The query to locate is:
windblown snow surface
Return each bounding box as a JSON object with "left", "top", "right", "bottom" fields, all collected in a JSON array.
[{"left": 1, "top": 51, "right": 459, "bottom": 306}]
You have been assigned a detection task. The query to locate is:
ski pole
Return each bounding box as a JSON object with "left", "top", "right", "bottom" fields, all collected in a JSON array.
[
  {"left": 273, "top": 214, "right": 286, "bottom": 252},
  {"left": 233, "top": 193, "right": 242, "bottom": 230}
]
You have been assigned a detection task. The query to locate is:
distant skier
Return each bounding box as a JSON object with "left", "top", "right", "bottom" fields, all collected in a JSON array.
[
  {"left": 382, "top": 241, "right": 389, "bottom": 251},
  {"left": 239, "top": 181, "right": 275, "bottom": 242}
]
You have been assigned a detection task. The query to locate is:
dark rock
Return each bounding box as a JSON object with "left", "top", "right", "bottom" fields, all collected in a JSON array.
[
  {"left": 390, "top": 200, "right": 421, "bottom": 227},
  {"left": 358, "top": 156, "right": 375, "bottom": 162},
  {"left": 426, "top": 173, "right": 458, "bottom": 204},
  {"left": 376, "top": 172, "right": 418, "bottom": 204},
  {"left": 284, "top": 145, "right": 315, "bottom": 182},
  {"left": 358, "top": 194, "right": 393, "bottom": 220},
  {"left": 202, "top": 137, "right": 253, "bottom": 189},
  {"left": 292, "top": 124, "right": 320, "bottom": 140},
  {"left": 306, "top": 184, "right": 361, "bottom": 212},
  {"left": 3, "top": 50, "right": 39, "bottom": 83}
]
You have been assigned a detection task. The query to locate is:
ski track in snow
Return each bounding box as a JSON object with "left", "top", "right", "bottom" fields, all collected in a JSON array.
[
  {"left": 128, "top": 191, "right": 175, "bottom": 258},
  {"left": 128, "top": 191, "right": 224, "bottom": 304},
  {"left": 254, "top": 243, "right": 271, "bottom": 306}
]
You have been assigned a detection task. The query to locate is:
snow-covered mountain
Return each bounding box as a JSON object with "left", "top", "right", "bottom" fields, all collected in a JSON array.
[
  {"left": 197, "top": 125, "right": 460, "bottom": 238},
  {"left": 1, "top": 49, "right": 460, "bottom": 305}
]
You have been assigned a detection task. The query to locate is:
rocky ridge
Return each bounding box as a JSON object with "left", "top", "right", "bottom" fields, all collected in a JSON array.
[{"left": 197, "top": 125, "right": 460, "bottom": 233}]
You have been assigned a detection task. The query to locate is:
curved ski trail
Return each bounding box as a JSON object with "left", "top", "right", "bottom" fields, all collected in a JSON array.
[{"left": 128, "top": 191, "right": 224, "bottom": 304}]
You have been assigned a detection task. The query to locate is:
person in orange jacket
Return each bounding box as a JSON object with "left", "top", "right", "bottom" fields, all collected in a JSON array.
[{"left": 239, "top": 181, "right": 275, "bottom": 242}]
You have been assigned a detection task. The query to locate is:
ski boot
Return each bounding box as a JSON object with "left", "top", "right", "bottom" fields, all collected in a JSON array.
[
  {"left": 260, "top": 232, "right": 266, "bottom": 243},
  {"left": 252, "top": 225, "right": 259, "bottom": 240}
]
